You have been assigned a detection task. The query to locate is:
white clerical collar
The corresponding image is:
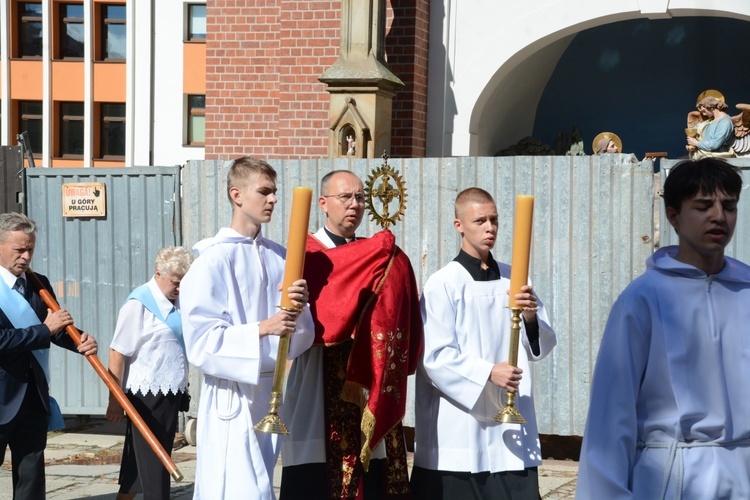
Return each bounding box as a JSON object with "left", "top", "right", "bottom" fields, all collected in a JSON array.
[{"left": 323, "top": 226, "right": 354, "bottom": 246}]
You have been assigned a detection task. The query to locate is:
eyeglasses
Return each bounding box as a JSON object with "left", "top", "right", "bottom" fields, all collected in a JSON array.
[{"left": 323, "top": 192, "right": 366, "bottom": 207}]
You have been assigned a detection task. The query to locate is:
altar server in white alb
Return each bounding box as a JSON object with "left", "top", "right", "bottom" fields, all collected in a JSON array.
[
  {"left": 412, "top": 187, "right": 556, "bottom": 499},
  {"left": 179, "top": 157, "right": 315, "bottom": 500},
  {"left": 577, "top": 158, "right": 750, "bottom": 498}
]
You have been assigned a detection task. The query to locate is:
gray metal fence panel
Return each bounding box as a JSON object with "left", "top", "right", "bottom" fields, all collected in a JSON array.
[
  {"left": 25, "top": 167, "right": 181, "bottom": 414},
  {"left": 15, "top": 156, "right": 656, "bottom": 432},
  {"left": 181, "top": 155, "right": 654, "bottom": 436}
]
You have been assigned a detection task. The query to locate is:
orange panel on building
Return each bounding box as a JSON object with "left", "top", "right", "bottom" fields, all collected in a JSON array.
[
  {"left": 93, "top": 63, "right": 126, "bottom": 101},
  {"left": 50, "top": 159, "right": 87, "bottom": 168},
  {"left": 92, "top": 160, "right": 126, "bottom": 168},
  {"left": 51, "top": 62, "right": 85, "bottom": 101},
  {"left": 184, "top": 43, "right": 206, "bottom": 94},
  {"left": 9, "top": 60, "right": 43, "bottom": 99}
]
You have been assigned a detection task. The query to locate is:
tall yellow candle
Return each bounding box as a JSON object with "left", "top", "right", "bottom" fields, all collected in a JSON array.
[
  {"left": 255, "top": 186, "right": 313, "bottom": 435},
  {"left": 509, "top": 195, "right": 534, "bottom": 309},
  {"left": 280, "top": 187, "right": 313, "bottom": 308}
]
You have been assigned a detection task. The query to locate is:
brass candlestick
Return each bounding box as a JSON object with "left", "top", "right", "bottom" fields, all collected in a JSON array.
[
  {"left": 254, "top": 187, "right": 312, "bottom": 435},
  {"left": 493, "top": 307, "right": 526, "bottom": 424},
  {"left": 254, "top": 313, "right": 295, "bottom": 435},
  {"left": 254, "top": 390, "right": 288, "bottom": 434}
]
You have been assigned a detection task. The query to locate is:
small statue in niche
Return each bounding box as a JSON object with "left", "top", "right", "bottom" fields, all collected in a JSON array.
[{"left": 346, "top": 135, "right": 356, "bottom": 156}]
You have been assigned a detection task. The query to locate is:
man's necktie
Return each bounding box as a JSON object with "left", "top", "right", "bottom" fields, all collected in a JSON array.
[{"left": 13, "top": 277, "right": 27, "bottom": 299}]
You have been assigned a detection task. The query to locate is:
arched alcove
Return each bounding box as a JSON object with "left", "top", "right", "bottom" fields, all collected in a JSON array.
[
  {"left": 328, "top": 97, "right": 370, "bottom": 158},
  {"left": 530, "top": 16, "right": 750, "bottom": 159},
  {"left": 426, "top": 1, "right": 750, "bottom": 156}
]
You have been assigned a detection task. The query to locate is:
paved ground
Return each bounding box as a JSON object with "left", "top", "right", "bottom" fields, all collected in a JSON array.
[{"left": 0, "top": 417, "right": 578, "bottom": 499}]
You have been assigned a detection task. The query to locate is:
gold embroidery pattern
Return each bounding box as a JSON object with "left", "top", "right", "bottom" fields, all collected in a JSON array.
[
  {"left": 372, "top": 329, "right": 408, "bottom": 401},
  {"left": 384, "top": 426, "right": 410, "bottom": 495}
]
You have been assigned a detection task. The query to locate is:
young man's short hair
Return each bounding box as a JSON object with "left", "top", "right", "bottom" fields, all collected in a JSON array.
[
  {"left": 455, "top": 187, "right": 495, "bottom": 218},
  {"left": 226, "top": 157, "right": 277, "bottom": 202},
  {"left": 663, "top": 158, "right": 742, "bottom": 212}
]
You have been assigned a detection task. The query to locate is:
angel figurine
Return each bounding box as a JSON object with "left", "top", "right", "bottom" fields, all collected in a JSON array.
[
  {"left": 730, "top": 104, "right": 750, "bottom": 156},
  {"left": 686, "top": 90, "right": 750, "bottom": 158}
]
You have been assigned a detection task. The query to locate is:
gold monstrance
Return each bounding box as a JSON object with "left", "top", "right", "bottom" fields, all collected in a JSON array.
[{"left": 364, "top": 152, "right": 407, "bottom": 230}]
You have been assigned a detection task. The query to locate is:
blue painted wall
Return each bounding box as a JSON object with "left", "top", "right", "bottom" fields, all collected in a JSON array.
[{"left": 533, "top": 17, "right": 750, "bottom": 160}]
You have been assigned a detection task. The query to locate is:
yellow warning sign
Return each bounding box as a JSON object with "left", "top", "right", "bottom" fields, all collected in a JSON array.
[{"left": 62, "top": 182, "right": 106, "bottom": 217}]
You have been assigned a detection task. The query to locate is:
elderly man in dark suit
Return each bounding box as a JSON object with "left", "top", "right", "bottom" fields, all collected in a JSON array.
[{"left": 0, "top": 212, "right": 97, "bottom": 499}]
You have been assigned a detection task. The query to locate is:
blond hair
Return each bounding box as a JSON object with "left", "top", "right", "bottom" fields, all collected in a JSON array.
[
  {"left": 154, "top": 246, "right": 194, "bottom": 276},
  {"left": 226, "top": 157, "right": 277, "bottom": 203},
  {"left": 455, "top": 188, "right": 495, "bottom": 218}
]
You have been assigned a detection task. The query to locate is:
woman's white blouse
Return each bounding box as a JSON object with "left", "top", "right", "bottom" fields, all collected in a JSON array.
[{"left": 110, "top": 279, "right": 188, "bottom": 396}]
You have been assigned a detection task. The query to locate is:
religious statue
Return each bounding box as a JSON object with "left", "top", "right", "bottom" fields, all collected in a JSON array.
[
  {"left": 731, "top": 104, "right": 750, "bottom": 156},
  {"left": 686, "top": 90, "right": 750, "bottom": 158},
  {"left": 592, "top": 132, "right": 622, "bottom": 155},
  {"left": 346, "top": 135, "right": 356, "bottom": 156}
]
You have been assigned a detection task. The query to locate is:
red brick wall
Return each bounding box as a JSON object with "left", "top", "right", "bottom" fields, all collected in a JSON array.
[
  {"left": 277, "top": 1, "right": 339, "bottom": 157},
  {"left": 387, "top": 0, "right": 430, "bottom": 158},
  {"left": 205, "top": 0, "right": 429, "bottom": 159}
]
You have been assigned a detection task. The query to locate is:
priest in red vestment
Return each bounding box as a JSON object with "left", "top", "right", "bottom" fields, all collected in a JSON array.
[{"left": 280, "top": 170, "right": 423, "bottom": 499}]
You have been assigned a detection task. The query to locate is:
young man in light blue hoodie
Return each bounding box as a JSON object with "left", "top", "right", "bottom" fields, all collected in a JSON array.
[{"left": 577, "top": 158, "right": 750, "bottom": 499}]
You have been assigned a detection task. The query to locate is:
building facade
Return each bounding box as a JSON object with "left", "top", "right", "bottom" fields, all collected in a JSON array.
[
  {"left": 203, "top": 0, "right": 750, "bottom": 161},
  {"left": 0, "top": 0, "right": 206, "bottom": 168},
  {"left": 203, "top": 0, "right": 430, "bottom": 160},
  {"left": 3, "top": 1, "right": 748, "bottom": 168},
  {"left": 427, "top": 0, "right": 750, "bottom": 159}
]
